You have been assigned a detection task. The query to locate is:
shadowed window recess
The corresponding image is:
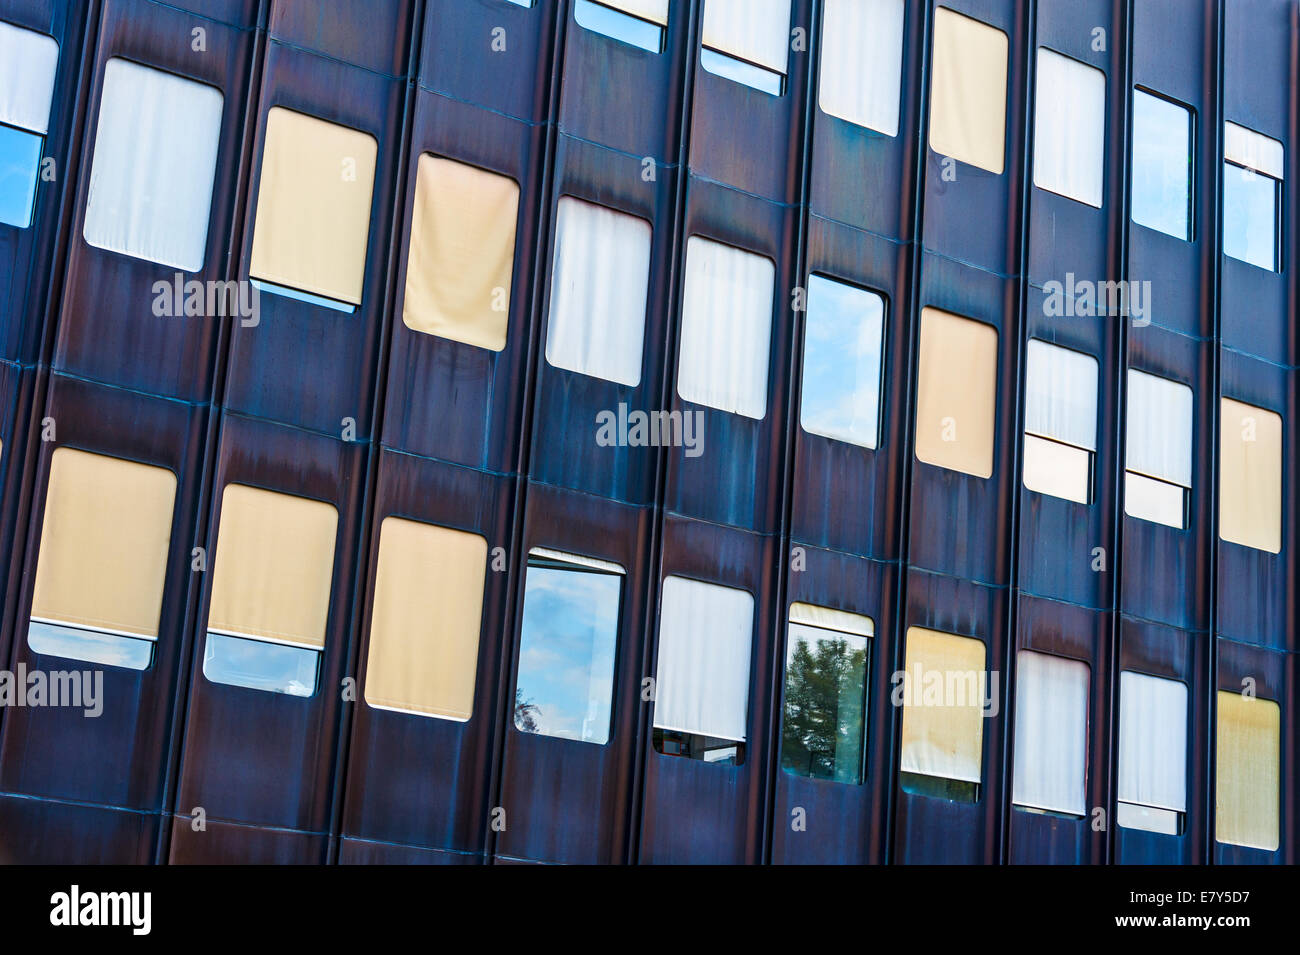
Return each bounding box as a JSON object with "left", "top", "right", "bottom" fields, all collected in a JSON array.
[
  {"left": 1215, "top": 690, "right": 1279, "bottom": 852},
  {"left": 1218, "top": 397, "right": 1282, "bottom": 554},
  {"left": 1131, "top": 89, "right": 1193, "bottom": 240},
  {"left": 28, "top": 448, "right": 176, "bottom": 671},
  {"left": 513, "top": 548, "right": 624, "bottom": 745},
  {"left": 1222, "top": 122, "right": 1283, "bottom": 271},
  {"left": 898, "top": 627, "right": 985, "bottom": 802},
  {"left": 914, "top": 307, "right": 998, "bottom": 479},
  {"left": 203, "top": 484, "right": 338, "bottom": 697},
  {"left": 700, "top": 0, "right": 791, "bottom": 95},
  {"left": 817, "top": 0, "right": 904, "bottom": 136},
  {"left": 1117, "top": 671, "right": 1187, "bottom": 835},
  {"left": 1124, "top": 369, "right": 1193, "bottom": 529},
  {"left": 574, "top": 0, "right": 666, "bottom": 54},
  {"left": 363, "top": 517, "right": 488, "bottom": 721},
  {"left": 82, "top": 58, "right": 223, "bottom": 272},
  {"left": 0, "top": 20, "right": 57, "bottom": 229},
  {"left": 1011, "top": 651, "right": 1088, "bottom": 817},
  {"left": 1033, "top": 48, "right": 1105, "bottom": 208},
  {"left": 799, "top": 275, "right": 885, "bottom": 450},
  {"left": 546, "top": 196, "right": 652, "bottom": 386},
  {"left": 402, "top": 155, "right": 518, "bottom": 351},
  {"left": 1022, "top": 340, "right": 1098, "bottom": 505},
  {"left": 780, "top": 603, "right": 871, "bottom": 785},
  {"left": 928, "top": 7, "right": 1008, "bottom": 175},
  {"left": 249, "top": 106, "right": 377, "bottom": 312},
  {"left": 676, "top": 236, "right": 774, "bottom": 419},
  {"left": 653, "top": 575, "right": 753, "bottom": 765}
]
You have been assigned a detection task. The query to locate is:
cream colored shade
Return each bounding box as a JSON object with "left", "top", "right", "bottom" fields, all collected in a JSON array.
[
  {"left": 900, "top": 627, "right": 986, "bottom": 784},
  {"left": 789, "top": 602, "right": 873, "bottom": 638},
  {"left": 402, "top": 154, "right": 519, "bottom": 351},
  {"left": 31, "top": 448, "right": 176, "bottom": 639},
  {"left": 364, "top": 517, "right": 488, "bottom": 721},
  {"left": 208, "top": 483, "right": 338, "bottom": 649},
  {"left": 914, "top": 307, "right": 998, "bottom": 478},
  {"left": 249, "top": 106, "right": 378, "bottom": 307},
  {"left": 929, "top": 7, "right": 1008, "bottom": 174},
  {"left": 1215, "top": 691, "right": 1280, "bottom": 851},
  {"left": 1219, "top": 397, "right": 1281, "bottom": 554}
]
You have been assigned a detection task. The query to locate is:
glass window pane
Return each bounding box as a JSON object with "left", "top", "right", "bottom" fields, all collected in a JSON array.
[
  {"left": 1131, "top": 89, "right": 1191, "bottom": 240},
  {"left": 514, "top": 554, "right": 622, "bottom": 745},
  {"left": 1011, "top": 651, "right": 1089, "bottom": 816},
  {"left": 28, "top": 620, "right": 153, "bottom": 671},
  {"left": 1215, "top": 691, "right": 1280, "bottom": 851},
  {"left": 1117, "top": 671, "right": 1188, "bottom": 828},
  {"left": 0, "top": 21, "right": 60, "bottom": 135},
  {"left": 202, "top": 631, "right": 319, "bottom": 697},
  {"left": 914, "top": 307, "right": 998, "bottom": 478},
  {"left": 1219, "top": 397, "right": 1282, "bottom": 553},
  {"left": 702, "top": 0, "right": 791, "bottom": 76},
  {"left": 781, "top": 621, "right": 868, "bottom": 783},
  {"left": 818, "top": 0, "right": 905, "bottom": 136},
  {"left": 0, "top": 123, "right": 41, "bottom": 228},
  {"left": 800, "top": 275, "right": 885, "bottom": 449},
  {"left": 1033, "top": 49, "right": 1105, "bottom": 207},
  {"left": 574, "top": 0, "right": 664, "bottom": 53},
  {"left": 1222, "top": 162, "right": 1277, "bottom": 271}
]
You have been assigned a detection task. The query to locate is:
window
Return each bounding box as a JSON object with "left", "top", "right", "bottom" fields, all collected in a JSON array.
[
  {"left": 513, "top": 548, "right": 623, "bottom": 745},
  {"left": 1023, "top": 340, "right": 1098, "bottom": 504},
  {"left": 1117, "top": 671, "right": 1187, "bottom": 835},
  {"left": 1011, "top": 651, "right": 1088, "bottom": 816},
  {"left": 545, "top": 196, "right": 652, "bottom": 386},
  {"left": 363, "top": 517, "right": 488, "bottom": 721},
  {"left": 1033, "top": 49, "right": 1105, "bottom": 207},
  {"left": 899, "top": 627, "right": 986, "bottom": 801},
  {"left": 781, "top": 603, "right": 872, "bottom": 784},
  {"left": 574, "top": 0, "right": 666, "bottom": 53},
  {"left": 204, "top": 484, "right": 338, "bottom": 697},
  {"left": 653, "top": 576, "right": 753, "bottom": 764},
  {"left": 1215, "top": 690, "right": 1279, "bottom": 851},
  {"left": 799, "top": 275, "right": 885, "bottom": 449},
  {"left": 0, "top": 20, "right": 57, "bottom": 228},
  {"left": 1223, "top": 122, "right": 1282, "bottom": 271},
  {"left": 28, "top": 448, "right": 176, "bottom": 670},
  {"left": 817, "top": 0, "right": 904, "bottom": 136},
  {"left": 676, "top": 236, "right": 774, "bottom": 419},
  {"left": 1124, "top": 369, "right": 1193, "bottom": 528},
  {"left": 403, "top": 155, "right": 518, "bottom": 351},
  {"left": 1131, "top": 89, "right": 1192, "bottom": 240},
  {"left": 928, "top": 7, "right": 1008, "bottom": 174},
  {"left": 82, "top": 59, "right": 222, "bottom": 271},
  {"left": 700, "top": 0, "right": 791, "bottom": 95},
  {"left": 249, "top": 106, "right": 377, "bottom": 312},
  {"left": 1219, "top": 397, "right": 1281, "bottom": 553},
  {"left": 914, "top": 307, "right": 998, "bottom": 478}
]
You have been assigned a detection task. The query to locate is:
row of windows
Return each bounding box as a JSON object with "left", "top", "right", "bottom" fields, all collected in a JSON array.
[
  {"left": 0, "top": 0, "right": 1283, "bottom": 269},
  {"left": 25, "top": 446, "right": 1278, "bottom": 850}
]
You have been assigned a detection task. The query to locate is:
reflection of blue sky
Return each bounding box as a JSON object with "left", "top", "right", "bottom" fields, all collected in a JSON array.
[
  {"left": 1131, "top": 91, "right": 1191, "bottom": 239},
  {"left": 29, "top": 620, "right": 152, "bottom": 670},
  {"left": 515, "top": 565, "right": 620, "bottom": 744},
  {"left": 800, "top": 275, "right": 884, "bottom": 449},
  {"left": 574, "top": 0, "right": 663, "bottom": 53},
  {"left": 1223, "top": 162, "right": 1276, "bottom": 270},
  {"left": 203, "top": 632, "right": 317, "bottom": 697},
  {"left": 0, "top": 124, "right": 42, "bottom": 228}
]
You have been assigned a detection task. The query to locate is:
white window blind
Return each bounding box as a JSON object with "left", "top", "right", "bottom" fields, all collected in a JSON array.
[
  {"left": 545, "top": 196, "right": 652, "bottom": 387},
  {"left": 654, "top": 575, "right": 754, "bottom": 743},
  {"left": 1033, "top": 49, "right": 1105, "bottom": 207},
  {"left": 818, "top": 0, "right": 905, "bottom": 136},
  {"left": 82, "top": 59, "right": 223, "bottom": 273},
  {"left": 1126, "top": 369, "right": 1193, "bottom": 487},
  {"left": 702, "top": 0, "right": 792, "bottom": 75},
  {"left": 0, "top": 20, "right": 58, "bottom": 134},
  {"left": 1011, "top": 651, "right": 1089, "bottom": 816},
  {"left": 676, "top": 236, "right": 774, "bottom": 419},
  {"left": 1118, "top": 671, "right": 1188, "bottom": 816}
]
